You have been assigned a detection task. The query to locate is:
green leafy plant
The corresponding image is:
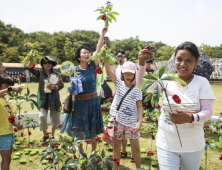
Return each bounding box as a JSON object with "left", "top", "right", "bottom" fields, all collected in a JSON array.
[
  {"left": 95, "top": 1, "right": 120, "bottom": 26},
  {"left": 6, "top": 87, "right": 39, "bottom": 125},
  {"left": 23, "top": 49, "right": 45, "bottom": 64}
]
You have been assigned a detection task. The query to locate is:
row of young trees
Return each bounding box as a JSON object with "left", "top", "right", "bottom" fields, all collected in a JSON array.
[{"left": 0, "top": 20, "right": 222, "bottom": 65}]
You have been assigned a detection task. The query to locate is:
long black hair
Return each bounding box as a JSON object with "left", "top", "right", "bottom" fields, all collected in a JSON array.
[{"left": 0, "top": 74, "right": 14, "bottom": 86}]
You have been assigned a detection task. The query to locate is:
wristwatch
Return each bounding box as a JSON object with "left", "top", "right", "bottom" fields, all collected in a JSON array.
[{"left": 7, "top": 87, "right": 13, "bottom": 92}]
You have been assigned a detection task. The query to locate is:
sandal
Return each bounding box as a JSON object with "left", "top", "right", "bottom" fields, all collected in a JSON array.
[
  {"left": 130, "top": 158, "right": 134, "bottom": 163},
  {"left": 40, "top": 135, "right": 49, "bottom": 142},
  {"left": 121, "top": 152, "right": 127, "bottom": 158},
  {"left": 50, "top": 136, "right": 55, "bottom": 142}
]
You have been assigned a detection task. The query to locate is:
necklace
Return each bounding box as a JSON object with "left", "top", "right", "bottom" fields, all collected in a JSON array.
[{"left": 178, "top": 74, "right": 194, "bottom": 87}]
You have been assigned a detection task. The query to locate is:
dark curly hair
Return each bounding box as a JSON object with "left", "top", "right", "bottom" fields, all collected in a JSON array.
[
  {"left": 0, "top": 74, "right": 14, "bottom": 86},
  {"left": 175, "top": 42, "right": 199, "bottom": 59},
  {"left": 121, "top": 72, "right": 135, "bottom": 83},
  {"left": 75, "top": 45, "right": 90, "bottom": 63}
]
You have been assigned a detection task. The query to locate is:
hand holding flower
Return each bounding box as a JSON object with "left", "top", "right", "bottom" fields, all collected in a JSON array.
[
  {"left": 138, "top": 49, "right": 154, "bottom": 66},
  {"left": 102, "top": 25, "right": 108, "bottom": 35},
  {"left": 169, "top": 109, "right": 192, "bottom": 124}
]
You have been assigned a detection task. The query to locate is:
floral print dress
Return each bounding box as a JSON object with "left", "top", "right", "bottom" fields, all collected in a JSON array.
[{"left": 61, "top": 61, "right": 104, "bottom": 140}]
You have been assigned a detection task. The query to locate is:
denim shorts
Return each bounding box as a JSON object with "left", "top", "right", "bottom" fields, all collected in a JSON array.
[{"left": 0, "top": 133, "right": 15, "bottom": 151}]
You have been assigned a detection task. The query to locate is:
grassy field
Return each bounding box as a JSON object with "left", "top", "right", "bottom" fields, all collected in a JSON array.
[
  {"left": 4, "top": 82, "right": 222, "bottom": 169},
  {"left": 19, "top": 82, "right": 221, "bottom": 116},
  {"left": 8, "top": 122, "right": 222, "bottom": 170}
]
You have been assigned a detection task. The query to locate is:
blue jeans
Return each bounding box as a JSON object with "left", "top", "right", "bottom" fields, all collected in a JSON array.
[{"left": 157, "top": 147, "right": 203, "bottom": 170}]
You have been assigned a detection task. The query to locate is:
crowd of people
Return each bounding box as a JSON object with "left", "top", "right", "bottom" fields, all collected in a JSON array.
[{"left": 0, "top": 25, "right": 215, "bottom": 170}]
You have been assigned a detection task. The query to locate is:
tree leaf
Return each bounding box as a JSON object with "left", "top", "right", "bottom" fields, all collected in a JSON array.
[
  {"left": 143, "top": 93, "right": 152, "bottom": 103},
  {"left": 96, "top": 15, "right": 102, "bottom": 20},
  {"left": 158, "top": 65, "right": 166, "bottom": 79},
  {"left": 161, "top": 76, "right": 177, "bottom": 81},
  {"left": 141, "top": 82, "right": 154, "bottom": 94},
  {"left": 27, "top": 87, "right": 30, "bottom": 96},
  {"left": 152, "top": 84, "right": 161, "bottom": 106},
  {"left": 104, "top": 160, "right": 112, "bottom": 170},
  {"left": 111, "top": 11, "right": 120, "bottom": 15},
  {"left": 167, "top": 72, "right": 187, "bottom": 86},
  {"left": 109, "top": 13, "right": 117, "bottom": 22},
  {"left": 101, "top": 149, "right": 106, "bottom": 158},
  {"left": 29, "top": 94, "right": 37, "bottom": 98},
  {"left": 143, "top": 74, "right": 157, "bottom": 80},
  {"left": 30, "top": 99, "right": 39, "bottom": 110}
]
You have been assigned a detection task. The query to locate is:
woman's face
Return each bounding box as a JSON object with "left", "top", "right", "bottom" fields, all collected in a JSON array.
[
  {"left": 117, "top": 54, "right": 125, "bottom": 65},
  {"left": 42, "top": 60, "right": 53, "bottom": 71},
  {"left": 78, "top": 49, "right": 91, "bottom": 63},
  {"left": 175, "top": 50, "right": 199, "bottom": 78}
]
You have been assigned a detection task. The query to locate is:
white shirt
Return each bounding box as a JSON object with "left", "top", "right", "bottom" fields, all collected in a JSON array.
[
  {"left": 115, "top": 65, "right": 122, "bottom": 79},
  {"left": 156, "top": 75, "right": 215, "bottom": 152},
  {"left": 111, "top": 79, "right": 142, "bottom": 128}
]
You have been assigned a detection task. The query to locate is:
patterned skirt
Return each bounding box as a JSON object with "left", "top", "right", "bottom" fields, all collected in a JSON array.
[{"left": 61, "top": 96, "right": 104, "bottom": 140}]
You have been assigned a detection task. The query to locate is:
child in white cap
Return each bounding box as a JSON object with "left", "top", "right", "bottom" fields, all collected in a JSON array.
[{"left": 104, "top": 60, "right": 143, "bottom": 170}]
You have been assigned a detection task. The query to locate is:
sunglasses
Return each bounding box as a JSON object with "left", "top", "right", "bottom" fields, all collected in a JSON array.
[{"left": 43, "top": 61, "right": 52, "bottom": 65}]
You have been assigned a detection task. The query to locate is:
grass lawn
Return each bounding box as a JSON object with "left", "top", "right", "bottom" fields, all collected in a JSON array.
[
  {"left": 5, "top": 81, "right": 222, "bottom": 169},
  {"left": 8, "top": 122, "right": 222, "bottom": 170},
  {"left": 20, "top": 82, "right": 221, "bottom": 116}
]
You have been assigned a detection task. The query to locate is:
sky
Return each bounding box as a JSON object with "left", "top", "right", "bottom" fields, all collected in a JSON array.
[{"left": 0, "top": 0, "right": 222, "bottom": 47}]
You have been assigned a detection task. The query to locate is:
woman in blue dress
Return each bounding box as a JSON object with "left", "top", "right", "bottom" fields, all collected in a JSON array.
[{"left": 61, "top": 25, "right": 108, "bottom": 153}]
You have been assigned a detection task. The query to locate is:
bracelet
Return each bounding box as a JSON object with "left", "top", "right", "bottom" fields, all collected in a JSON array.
[
  {"left": 190, "top": 114, "right": 194, "bottom": 123},
  {"left": 197, "top": 114, "right": 200, "bottom": 121}
]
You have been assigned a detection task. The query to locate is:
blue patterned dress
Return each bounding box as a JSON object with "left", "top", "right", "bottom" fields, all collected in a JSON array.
[{"left": 61, "top": 61, "right": 104, "bottom": 140}]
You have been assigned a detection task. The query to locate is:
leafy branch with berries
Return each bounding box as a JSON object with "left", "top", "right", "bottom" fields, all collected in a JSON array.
[{"left": 95, "top": 1, "right": 120, "bottom": 26}]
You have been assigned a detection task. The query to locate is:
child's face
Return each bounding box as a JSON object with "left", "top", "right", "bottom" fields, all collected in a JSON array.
[
  {"left": 146, "top": 63, "right": 152, "bottom": 69},
  {"left": 117, "top": 55, "right": 125, "bottom": 65},
  {"left": 123, "top": 72, "right": 134, "bottom": 83},
  {"left": 0, "top": 83, "right": 10, "bottom": 90}
]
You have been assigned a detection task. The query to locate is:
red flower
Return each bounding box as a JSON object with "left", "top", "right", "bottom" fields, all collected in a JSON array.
[
  {"left": 14, "top": 128, "right": 18, "bottom": 132},
  {"left": 64, "top": 153, "right": 66, "bottom": 155},
  {"left": 204, "top": 125, "right": 209, "bottom": 129},
  {"left": 104, "top": 36, "right": 109, "bottom": 41},
  {"left": 52, "top": 142, "right": 61, "bottom": 148},
  {"left": 145, "top": 117, "right": 149, "bottom": 122},
  {"left": 102, "top": 106, "right": 107, "bottom": 110},
  {"left": 205, "top": 135, "right": 209, "bottom": 138},
  {"left": 8, "top": 115, "right": 15, "bottom": 124},
  {"left": 94, "top": 158, "right": 100, "bottom": 163},
  {"left": 155, "top": 120, "right": 158, "bottom": 125},
  {"left": 152, "top": 135, "right": 155, "bottom": 140},
  {"left": 58, "top": 124, "right": 63, "bottom": 127},
  {"left": 5, "top": 51, "right": 9, "bottom": 54},
  {"left": 45, "top": 132, "right": 51, "bottom": 135},
  {"left": 48, "top": 158, "right": 53, "bottom": 162},
  {"left": 220, "top": 112, "right": 222, "bottom": 115},
  {"left": 219, "top": 155, "right": 222, "bottom": 160},
  {"left": 101, "top": 14, "right": 106, "bottom": 20},
  {"left": 24, "top": 44, "right": 28, "bottom": 47},
  {"left": 95, "top": 67, "right": 103, "bottom": 74},
  {"left": 19, "top": 75, "right": 26, "bottom": 80},
  {"left": 21, "top": 132, "right": 24, "bottom": 137},
  {"left": 32, "top": 63, "right": 35, "bottom": 68},
  {"left": 147, "top": 151, "right": 154, "bottom": 156},
  {"left": 96, "top": 137, "right": 101, "bottom": 141},
  {"left": 28, "top": 131, "right": 31, "bottom": 136},
  {"left": 113, "top": 157, "right": 118, "bottom": 161},
  {"left": 172, "top": 95, "right": 181, "bottom": 104},
  {"left": 104, "top": 112, "right": 109, "bottom": 115},
  {"left": 72, "top": 126, "right": 78, "bottom": 130},
  {"left": 74, "top": 155, "right": 79, "bottom": 160},
  {"left": 85, "top": 140, "right": 91, "bottom": 144},
  {"left": 116, "top": 160, "right": 120, "bottom": 166},
  {"left": 155, "top": 104, "right": 161, "bottom": 109},
  {"left": 144, "top": 46, "right": 153, "bottom": 50}
]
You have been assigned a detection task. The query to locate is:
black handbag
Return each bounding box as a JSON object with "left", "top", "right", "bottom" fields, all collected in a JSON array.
[{"left": 63, "top": 94, "right": 73, "bottom": 113}]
